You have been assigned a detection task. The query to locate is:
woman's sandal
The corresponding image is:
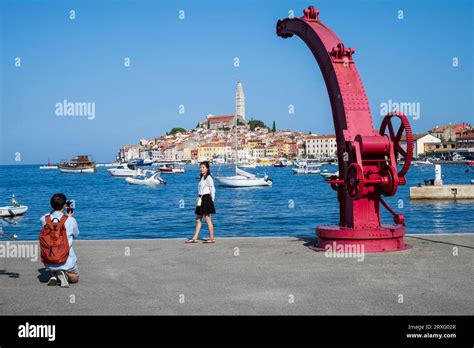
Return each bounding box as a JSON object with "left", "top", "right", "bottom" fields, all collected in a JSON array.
[
  {"left": 203, "top": 239, "right": 216, "bottom": 244},
  {"left": 185, "top": 238, "right": 199, "bottom": 243}
]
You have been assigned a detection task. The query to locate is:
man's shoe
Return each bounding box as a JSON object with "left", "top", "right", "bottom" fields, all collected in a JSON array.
[
  {"left": 47, "top": 273, "right": 57, "bottom": 286},
  {"left": 57, "top": 271, "right": 70, "bottom": 288}
]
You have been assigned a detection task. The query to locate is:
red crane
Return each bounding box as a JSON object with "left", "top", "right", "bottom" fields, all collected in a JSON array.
[{"left": 277, "top": 6, "right": 414, "bottom": 252}]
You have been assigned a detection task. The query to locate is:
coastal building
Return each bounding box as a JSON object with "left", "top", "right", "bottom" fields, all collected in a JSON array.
[
  {"left": 201, "top": 114, "right": 238, "bottom": 129},
  {"left": 401, "top": 133, "right": 441, "bottom": 159},
  {"left": 198, "top": 142, "right": 232, "bottom": 161},
  {"left": 305, "top": 135, "right": 337, "bottom": 158},
  {"left": 429, "top": 123, "right": 472, "bottom": 142},
  {"left": 424, "top": 142, "right": 456, "bottom": 158},
  {"left": 251, "top": 146, "right": 266, "bottom": 159},
  {"left": 282, "top": 140, "right": 297, "bottom": 158},
  {"left": 265, "top": 145, "right": 278, "bottom": 158},
  {"left": 118, "top": 145, "right": 141, "bottom": 162},
  {"left": 455, "top": 132, "right": 474, "bottom": 159}
]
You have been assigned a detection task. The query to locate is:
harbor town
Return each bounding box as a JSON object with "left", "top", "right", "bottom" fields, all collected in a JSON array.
[{"left": 116, "top": 82, "right": 474, "bottom": 165}]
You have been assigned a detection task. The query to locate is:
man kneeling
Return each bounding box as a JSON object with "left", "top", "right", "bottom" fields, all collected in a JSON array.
[{"left": 39, "top": 193, "right": 80, "bottom": 288}]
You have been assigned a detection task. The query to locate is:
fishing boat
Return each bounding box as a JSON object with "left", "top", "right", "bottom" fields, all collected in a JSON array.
[
  {"left": 39, "top": 157, "right": 58, "bottom": 170},
  {"left": 215, "top": 167, "right": 272, "bottom": 187},
  {"left": 273, "top": 158, "right": 288, "bottom": 167},
  {"left": 58, "top": 155, "right": 96, "bottom": 173},
  {"left": 107, "top": 163, "right": 143, "bottom": 177},
  {"left": 0, "top": 195, "right": 28, "bottom": 218},
  {"left": 465, "top": 161, "right": 474, "bottom": 166},
  {"left": 125, "top": 171, "right": 166, "bottom": 185},
  {"left": 159, "top": 162, "right": 185, "bottom": 174}
]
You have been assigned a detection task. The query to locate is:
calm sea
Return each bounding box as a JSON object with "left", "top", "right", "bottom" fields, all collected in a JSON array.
[{"left": 1, "top": 164, "right": 473, "bottom": 240}]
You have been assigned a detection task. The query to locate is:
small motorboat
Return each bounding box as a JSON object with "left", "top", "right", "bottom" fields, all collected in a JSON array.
[
  {"left": 159, "top": 162, "right": 185, "bottom": 174},
  {"left": 125, "top": 172, "right": 166, "bottom": 186},
  {"left": 108, "top": 163, "right": 143, "bottom": 177},
  {"left": 465, "top": 161, "right": 474, "bottom": 166},
  {"left": 273, "top": 158, "right": 288, "bottom": 167},
  {"left": 0, "top": 195, "right": 28, "bottom": 218}
]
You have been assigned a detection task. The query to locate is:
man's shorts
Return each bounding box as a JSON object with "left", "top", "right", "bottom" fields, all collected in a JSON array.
[{"left": 64, "top": 264, "right": 79, "bottom": 275}]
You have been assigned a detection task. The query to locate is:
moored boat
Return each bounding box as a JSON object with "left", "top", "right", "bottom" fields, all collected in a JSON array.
[
  {"left": 125, "top": 171, "right": 166, "bottom": 185},
  {"left": 215, "top": 167, "right": 272, "bottom": 187},
  {"left": 0, "top": 195, "right": 28, "bottom": 218},
  {"left": 58, "top": 155, "right": 96, "bottom": 173},
  {"left": 107, "top": 163, "right": 143, "bottom": 177},
  {"left": 273, "top": 158, "right": 288, "bottom": 167},
  {"left": 159, "top": 162, "right": 185, "bottom": 173}
]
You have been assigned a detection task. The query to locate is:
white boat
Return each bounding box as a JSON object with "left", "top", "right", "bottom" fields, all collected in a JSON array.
[
  {"left": 320, "top": 171, "right": 339, "bottom": 180},
  {"left": 292, "top": 166, "right": 321, "bottom": 174},
  {"left": 107, "top": 163, "right": 143, "bottom": 177},
  {"left": 413, "top": 159, "right": 433, "bottom": 165},
  {"left": 159, "top": 162, "right": 185, "bottom": 174},
  {"left": 0, "top": 196, "right": 28, "bottom": 217},
  {"left": 215, "top": 167, "right": 272, "bottom": 187},
  {"left": 238, "top": 162, "right": 257, "bottom": 168},
  {"left": 125, "top": 172, "right": 166, "bottom": 186},
  {"left": 292, "top": 162, "right": 321, "bottom": 174}
]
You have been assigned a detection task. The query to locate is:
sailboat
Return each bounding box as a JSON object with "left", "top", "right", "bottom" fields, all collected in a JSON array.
[
  {"left": 214, "top": 113, "right": 272, "bottom": 187},
  {"left": 215, "top": 166, "right": 272, "bottom": 187}
]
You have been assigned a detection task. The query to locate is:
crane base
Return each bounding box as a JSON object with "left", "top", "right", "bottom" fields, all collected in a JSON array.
[{"left": 315, "top": 225, "right": 410, "bottom": 253}]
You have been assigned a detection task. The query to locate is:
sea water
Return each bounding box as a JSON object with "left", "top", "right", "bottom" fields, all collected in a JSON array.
[{"left": 1, "top": 164, "right": 473, "bottom": 240}]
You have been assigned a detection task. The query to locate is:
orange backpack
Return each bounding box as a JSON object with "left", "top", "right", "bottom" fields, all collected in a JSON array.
[{"left": 39, "top": 215, "right": 70, "bottom": 264}]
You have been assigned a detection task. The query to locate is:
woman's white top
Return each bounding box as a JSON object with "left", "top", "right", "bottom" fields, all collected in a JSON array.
[{"left": 198, "top": 175, "right": 216, "bottom": 201}]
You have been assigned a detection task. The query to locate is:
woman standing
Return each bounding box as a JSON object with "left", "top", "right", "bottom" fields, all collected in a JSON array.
[{"left": 186, "top": 161, "right": 216, "bottom": 243}]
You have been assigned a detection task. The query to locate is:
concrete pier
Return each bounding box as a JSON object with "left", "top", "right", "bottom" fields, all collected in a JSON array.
[
  {"left": 410, "top": 184, "right": 474, "bottom": 199},
  {"left": 0, "top": 234, "right": 473, "bottom": 315}
]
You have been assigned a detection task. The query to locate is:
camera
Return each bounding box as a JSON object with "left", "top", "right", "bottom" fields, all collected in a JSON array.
[{"left": 66, "top": 199, "right": 75, "bottom": 214}]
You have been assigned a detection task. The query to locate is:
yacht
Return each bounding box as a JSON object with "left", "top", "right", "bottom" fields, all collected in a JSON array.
[{"left": 107, "top": 163, "right": 143, "bottom": 177}]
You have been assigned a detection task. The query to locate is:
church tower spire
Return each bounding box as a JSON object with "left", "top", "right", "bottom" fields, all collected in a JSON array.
[{"left": 235, "top": 81, "right": 245, "bottom": 120}]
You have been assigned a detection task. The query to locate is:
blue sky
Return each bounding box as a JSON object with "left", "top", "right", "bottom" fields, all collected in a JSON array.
[{"left": 1, "top": 0, "right": 472, "bottom": 164}]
